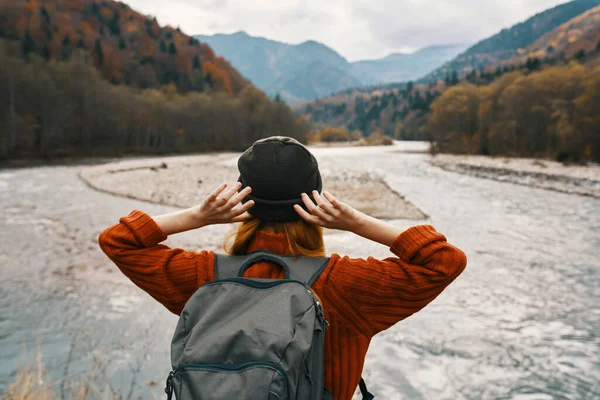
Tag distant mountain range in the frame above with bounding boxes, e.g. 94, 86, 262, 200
194, 31, 467, 103
422, 0, 600, 82
353, 44, 470, 84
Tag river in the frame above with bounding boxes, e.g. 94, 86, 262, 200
1, 142, 599, 399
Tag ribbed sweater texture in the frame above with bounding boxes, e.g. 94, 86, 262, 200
98, 210, 467, 400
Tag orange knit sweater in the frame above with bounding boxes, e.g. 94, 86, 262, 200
98, 210, 467, 400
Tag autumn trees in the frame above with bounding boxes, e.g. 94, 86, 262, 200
0, 0, 247, 95
0, 41, 310, 160
426, 62, 600, 162
0, 0, 305, 161
304, 42, 600, 162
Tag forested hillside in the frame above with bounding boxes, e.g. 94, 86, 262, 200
0, 1, 310, 160
500, 4, 600, 67
0, 0, 247, 93
422, 0, 600, 82
427, 62, 600, 162
300, 6, 600, 162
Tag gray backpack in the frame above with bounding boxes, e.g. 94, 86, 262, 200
164, 250, 332, 400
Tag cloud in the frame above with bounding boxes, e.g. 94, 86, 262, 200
124, 0, 568, 61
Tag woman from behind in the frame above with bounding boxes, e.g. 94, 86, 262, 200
99, 136, 467, 400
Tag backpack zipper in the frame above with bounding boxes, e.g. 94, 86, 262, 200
166, 361, 291, 399
311, 292, 329, 331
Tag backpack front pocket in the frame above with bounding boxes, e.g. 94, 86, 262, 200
166, 361, 290, 400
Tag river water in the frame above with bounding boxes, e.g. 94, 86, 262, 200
1, 142, 599, 399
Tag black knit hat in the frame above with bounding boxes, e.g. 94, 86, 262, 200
237, 136, 322, 222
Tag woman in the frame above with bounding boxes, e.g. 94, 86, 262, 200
99, 136, 467, 400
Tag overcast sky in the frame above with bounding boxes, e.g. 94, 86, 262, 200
125, 0, 569, 61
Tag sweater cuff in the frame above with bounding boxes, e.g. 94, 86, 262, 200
390, 225, 445, 262
119, 210, 168, 248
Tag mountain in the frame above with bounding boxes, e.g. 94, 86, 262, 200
194, 31, 368, 103
500, 4, 600, 66
0, 0, 248, 94
422, 0, 600, 82
194, 32, 470, 103
353, 44, 469, 84
269, 60, 364, 103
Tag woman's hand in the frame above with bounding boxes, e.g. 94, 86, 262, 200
153, 182, 254, 236
294, 190, 363, 232
195, 182, 254, 225
294, 190, 404, 246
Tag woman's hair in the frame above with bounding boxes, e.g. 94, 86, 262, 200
224, 217, 325, 257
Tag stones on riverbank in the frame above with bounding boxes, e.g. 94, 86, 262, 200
80, 154, 427, 220
430, 154, 600, 198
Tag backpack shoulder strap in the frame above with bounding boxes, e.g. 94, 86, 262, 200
359, 378, 375, 399
214, 250, 330, 286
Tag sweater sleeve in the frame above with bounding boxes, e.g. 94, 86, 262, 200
98, 210, 215, 315
323, 225, 467, 337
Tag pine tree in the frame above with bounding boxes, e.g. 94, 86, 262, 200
119, 37, 126, 50
525, 57, 541, 71
41, 45, 51, 60
41, 7, 51, 23
108, 13, 121, 35
160, 40, 167, 52
406, 81, 413, 92
168, 42, 177, 55
21, 30, 36, 56
193, 54, 201, 69
450, 70, 459, 85
95, 38, 104, 66
76, 38, 86, 49
61, 36, 72, 61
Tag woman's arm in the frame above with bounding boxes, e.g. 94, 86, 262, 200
295, 190, 467, 336
98, 210, 212, 315
98, 183, 254, 315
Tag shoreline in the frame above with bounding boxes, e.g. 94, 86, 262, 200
430, 154, 600, 198
0, 140, 427, 170
79, 152, 428, 220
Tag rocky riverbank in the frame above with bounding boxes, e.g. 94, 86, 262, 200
430, 154, 600, 198
3, 142, 599, 399
79, 152, 427, 220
